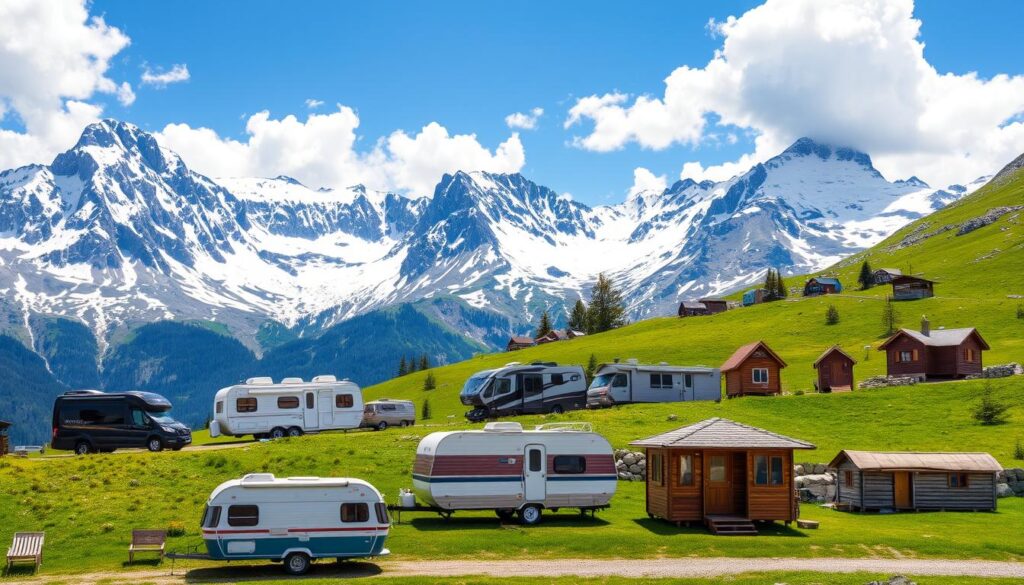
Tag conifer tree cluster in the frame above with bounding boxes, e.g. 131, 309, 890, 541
858, 260, 874, 290
398, 353, 432, 377
763, 268, 788, 301
535, 310, 553, 338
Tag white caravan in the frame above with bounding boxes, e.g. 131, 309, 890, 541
209, 376, 363, 439
199, 474, 389, 575
587, 360, 721, 407
411, 422, 617, 525
459, 362, 587, 421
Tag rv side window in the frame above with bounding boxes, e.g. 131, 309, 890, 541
227, 505, 259, 527
612, 374, 627, 388
551, 373, 564, 385
277, 396, 300, 409
236, 398, 257, 413
306, 393, 315, 409
76, 400, 125, 425
215, 401, 223, 414
381, 404, 397, 411
340, 503, 369, 522
375, 502, 390, 524
553, 455, 586, 474
522, 374, 543, 395
130, 409, 147, 427
528, 449, 543, 472
650, 374, 673, 389
201, 505, 222, 528
336, 394, 354, 408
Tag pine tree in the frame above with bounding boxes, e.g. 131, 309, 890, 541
421, 399, 432, 420
775, 268, 788, 299
536, 309, 553, 338
881, 295, 899, 335
423, 371, 436, 391
825, 304, 840, 325
764, 268, 777, 300
973, 384, 1010, 425
858, 260, 874, 290
397, 356, 408, 377
568, 299, 588, 332
407, 355, 417, 373
586, 273, 626, 333
585, 353, 598, 383
419, 354, 430, 371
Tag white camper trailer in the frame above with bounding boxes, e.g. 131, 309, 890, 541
459, 362, 587, 422
587, 361, 721, 407
209, 376, 363, 439
198, 474, 389, 575
410, 422, 616, 525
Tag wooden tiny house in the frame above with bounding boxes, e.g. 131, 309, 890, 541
535, 330, 569, 344
721, 341, 787, 397
631, 418, 815, 534
878, 317, 989, 380
873, 268, 902, 285
0, 421, 9, 457
802, 277, 842, 296
830, 450, 1001, 512
505, 336, 536, 352
678, 301, 709, 317
891, 275, 935, 300
813, 346, 855, 392
699, 298, 729, 314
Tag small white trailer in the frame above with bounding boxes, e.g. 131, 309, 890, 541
408, 422, 617, 525
191, 473, 389, 575
209, 376, 363, 439
587, 360, 721, 407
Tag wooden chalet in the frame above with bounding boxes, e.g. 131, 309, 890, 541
813, 346, 855, 392
721, 341, 787, 397
830, 450, 1001, 512
802, 277, 842, 296
566, 329, 586, 339
878, 317, 989, 380
872, 268, 902, 285
891, 275, 935, 300
0, 421, 9, 457
535, 330, 568, 344
505, 336, 536, 352
678, 301, 710, 317
699, 298, 730, 314
741, 289, 766, 306
631, 418, 815, 534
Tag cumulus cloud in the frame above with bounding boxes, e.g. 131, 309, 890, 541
627, 167, 668, 198
305, 98, 324, 109
566, 0, 1024, 186
505, 107, 544, 130
0, 0, 132, 169
140, 63, 190, 87
158, 108, 526, 195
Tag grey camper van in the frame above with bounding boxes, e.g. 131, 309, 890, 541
51, 390, 191, 454
361, 399, 416, 430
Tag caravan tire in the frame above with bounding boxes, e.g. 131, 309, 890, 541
549, 405, 564, 414
74, 441, 92, 456
287, 427, 303, 437
283, 552, 311, 575
376, 421, 388, 431
147, 437, 164, 452
270, 427, 286, 440
518, 504, 542, 526
399, 420, 410, 428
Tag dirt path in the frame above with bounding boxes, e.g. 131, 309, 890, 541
5, 557, 1024, 584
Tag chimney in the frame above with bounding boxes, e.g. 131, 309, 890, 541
921, 315, 930, 336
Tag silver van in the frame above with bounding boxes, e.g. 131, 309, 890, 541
361, 399, 415, 430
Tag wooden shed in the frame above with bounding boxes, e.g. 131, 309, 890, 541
505, 336, 536, 352
891, 275, 935, 300
813, 346, 855, 392
699, 298, 729, 314
678, 301, 709, 317
872, 268, 902, 285
742, 288, 766, 306
830, 450, 1001, 512
803, 277, 842, 296
721, 341, 787, 397
631, 417, 815, 534
878, 317, 989, 380
0, 421, 10, 457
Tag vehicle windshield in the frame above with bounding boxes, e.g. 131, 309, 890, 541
590, 374, 615, 389
460, 374, 492, 397
147, 412, 177, 424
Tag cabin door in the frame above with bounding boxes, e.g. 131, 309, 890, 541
318, 390, 334, 428
893, 472, 912, 509
830, 362, 845, 388
524, 444, 546, 501
704, 453, 736, 515
303, 392, 319, 430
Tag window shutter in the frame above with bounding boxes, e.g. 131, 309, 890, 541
912, 349, 919, 361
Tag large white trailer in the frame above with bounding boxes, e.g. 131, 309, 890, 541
587, 361, 721, 407
209, 376, 363, 439
409, 422, 617, 525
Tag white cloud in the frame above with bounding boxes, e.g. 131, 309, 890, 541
0, 0, 132, 169
305, 98, 324, 109
505, 107, 544, 130
567, 0, 1024, 186
141, 63, 190, 88
158, 108, 526, 195
627, 167, 668, 197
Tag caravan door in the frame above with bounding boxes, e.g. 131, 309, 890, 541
304, 391, 319, 430
318, 390, 334, 428
682, 373, 694, 401
524, 444, 547, 501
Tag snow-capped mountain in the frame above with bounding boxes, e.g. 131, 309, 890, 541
0, 121, 983, 348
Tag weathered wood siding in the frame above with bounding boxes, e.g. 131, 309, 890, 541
746, 450, 795, 521
955, 337, 984, 377
885, 335, 928, 378
835, 460, 862, 508
817, 352, 854, 391
913, 472, 996, 510
645, 448, 669, 519
726, 356, 782, 397
861, 472, 896, 509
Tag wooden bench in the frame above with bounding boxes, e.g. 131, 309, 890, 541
6, 532, 44, 571
128, 530, 166, 564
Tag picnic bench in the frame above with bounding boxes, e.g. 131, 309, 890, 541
6, 532, 44, 572
128, 530, 166, 564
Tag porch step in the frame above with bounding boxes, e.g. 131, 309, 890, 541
705, 515, 758, 536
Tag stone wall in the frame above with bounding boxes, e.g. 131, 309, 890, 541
858, 375, 918, 389
997, 468, 1024, 498
615, 449, 647, 481
966, 362, 1023, 380
795, 462, 836, 502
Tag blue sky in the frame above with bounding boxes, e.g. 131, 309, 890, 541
4, 1, 1024, 204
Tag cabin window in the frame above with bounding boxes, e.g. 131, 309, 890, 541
844, 470, 854, 488
340, 503, 369, 523
522, 374, 544, 395
752, 368, 769, 384
650, 452, 664, 485
949, 473, 969, 488
754, 455, 785, 486
678, 455, 694, 486
650, 374, 673, 389
227, 505, 259, 527
551, 373, 564, 385
754, 455, 769, 484
336, 394, 354, 408
306, 393, 315, 409
709, 455, 726, 482
528, 448, 543, 472
897, 350, 919, 363
375, 502, 390, 525
612, 374, 627, 388
553, 455, 586, 474
201, 505, 222, 528
215, 401, 223, 414
236, 398, 257, 413
770, 456, 784, 485
964, 348, 975, 362
277, 396, 300, 409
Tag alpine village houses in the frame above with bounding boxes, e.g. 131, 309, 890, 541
891, 275, 936, 300
678, 298, 730, 317
506, 329, 586, 352
878, 316, 989, 380
721, 341, 787, 397
631, 418, 815, 534
802, 277, 842, 296
813, 346, 856, 392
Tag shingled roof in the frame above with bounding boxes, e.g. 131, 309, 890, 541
813, 345, 857, 367
878, 327, 990, 350
630, 417, 815, 450
829, 450, 1002, 473
721, 341, 787, 371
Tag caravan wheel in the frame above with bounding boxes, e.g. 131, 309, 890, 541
518, 504, 542, 526
287, 427, 303, 437
74, 441, 93, 456
376, 421, 388, 431
270, 427, 286, 440
549, 405, 564, 414
283, 552, 311, 575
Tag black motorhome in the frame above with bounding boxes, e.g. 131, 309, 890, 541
459, 362, 588, 422
52, 390, 192, 454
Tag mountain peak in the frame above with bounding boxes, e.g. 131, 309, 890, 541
776, 137, 875, 172
53, 118, 180, 179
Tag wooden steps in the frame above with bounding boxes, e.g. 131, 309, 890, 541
705, 515, 758, 536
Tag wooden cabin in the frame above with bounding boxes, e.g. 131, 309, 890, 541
830, 450, 1001, 512
813, 346, 855, 392
0, 421, 10, 457
803, 277, 842, 296
891, 275, 935, 300
535, 330, 569, 344
721, 341, 787, 397
505, 336, 536, 352
878, 317, 989, 380
741, 289, 766, 306
678, 301, 709, 317
873, 268, 902, 285
631, 417, 815, 534
699, 298, 729, 314
566, 329, 586, 339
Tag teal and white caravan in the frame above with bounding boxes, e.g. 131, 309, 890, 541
200, 474, 390, 575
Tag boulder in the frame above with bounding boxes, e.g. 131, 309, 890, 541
622, 454, 637, 466
997, 483, 1014, 498
1012, 483, 1024, 496
628, 464, 642, 474
794, 464, 805, 476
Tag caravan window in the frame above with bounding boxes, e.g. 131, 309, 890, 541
336, 394, 354, 408
201, 505, 222, 528
522, 374, 543, 395
227, 505, 259, 527
528, 449, 543, 472
341, 503, 369, 522
277, 396, 300, 409
650, 374, 673, 389
493, 378, 512, 396
215, 401, 223, 414
236, 398, 257, 413
553, 455, 586, 474
72, 400, 125, 425
306, 393, 315, 409
375, 502, 390, 524
551, 373, 564, 385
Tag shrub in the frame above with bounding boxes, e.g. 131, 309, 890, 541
1017, 304, 1024, 319
167, 521, 186, 537
794, 390, 805, 396
423, 371, 436, 391
825, 304, 840, 325
421, 399, 432, 420
972, 385, 1010, 425
1014, 438, 1024, 460
101, 522, 115, 533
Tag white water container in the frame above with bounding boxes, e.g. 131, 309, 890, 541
399, 489, 416, 508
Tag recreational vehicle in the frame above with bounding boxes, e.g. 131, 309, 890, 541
209, 376, 363, 439
460, 362, 587, 421
411, 422, 617, 525
361, 399, 416, 430
51, 390, 191, 454
586, 361, 721, 407
199, 474, 390, 575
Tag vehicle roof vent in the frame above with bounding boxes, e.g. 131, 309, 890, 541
312, 375, 337, 383
627, 358, 639, 365
241, 473, 276, 484
281, 377, 304, 384
505, 361, 521, 367
484, 421, 523, 432
246, 377, 274, 385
